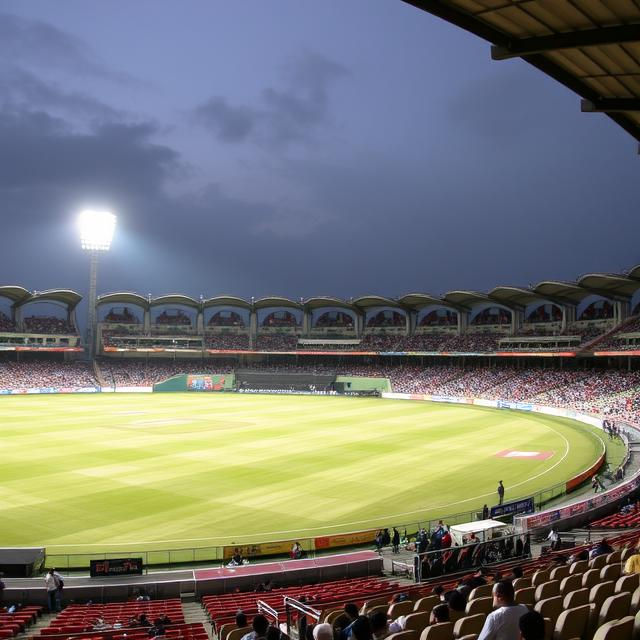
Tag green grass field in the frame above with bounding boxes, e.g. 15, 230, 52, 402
0, 393, 620, 560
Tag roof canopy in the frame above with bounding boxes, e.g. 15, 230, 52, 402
578, 273, 640, 300
489, 286, 547, 309
253, 296, 302, 310
352, 295, 404, 310
443, 291, 492, 309
151, 294, 200, 309
403, 1, 640, 145
203, 296, 251, 310
0, 285, 31, 305
533, 281, 597, 306
304, 296, 356, 311
97, 292, 150, 309
398, 293, 456, 310
19, 289, 82, 310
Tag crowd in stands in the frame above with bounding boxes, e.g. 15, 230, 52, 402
262, 312, 298, 327
98, 359, 234, 387
297, 341, 363, 351
205, 334, 250, 350
419, 310, 457, 326
590, 317, 640, 351
366, 311, 405, 327
104, 307, 140, 324
470, 308, 511, 326
155, 311, 191, 325
208, 311, 245, 327
0, 311, 16, 331
360, 334, 402, 351
23, 315, 76, 334
315, 311, 354, 328
256, 334, 298, 350
0, 360, 97, 389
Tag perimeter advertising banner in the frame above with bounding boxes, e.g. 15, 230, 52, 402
222, 540, 295, 560
314, 529, 378, 550
490, 497, 534, 519
90, 557, 143, 577
187, 375, 226, 391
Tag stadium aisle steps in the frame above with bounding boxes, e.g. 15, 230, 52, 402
180, 601, 212, 640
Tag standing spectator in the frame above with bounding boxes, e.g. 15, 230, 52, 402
546, 527, 560, 552
44, 568, 62, 612
392, 527, 400, 553
497, 481, 505, 505
482, 504, 490, 520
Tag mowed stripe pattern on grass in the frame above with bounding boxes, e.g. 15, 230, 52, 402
0, 393, 605, 551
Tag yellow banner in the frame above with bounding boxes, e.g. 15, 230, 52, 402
314, 530, 377, 550
223, 540, 296, 560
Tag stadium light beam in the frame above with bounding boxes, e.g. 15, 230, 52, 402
79, 210, 116, 359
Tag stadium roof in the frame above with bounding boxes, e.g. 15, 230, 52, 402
253, 296, 302, 310
533, 280, 594, 305
488, 286, 547, 308
352, 295, 405, 310
304, 296, 356, 311
443, 290, 493, 308
629, 264, 640, 280
151, 294, 200, 308
202, 296, 251, 310
403, 1, 640, 145
19, 289, 82, 310
577, 272, 640, 299
0, 285, 31, 305
97, 292, 150, 309
398, 293, 457, 310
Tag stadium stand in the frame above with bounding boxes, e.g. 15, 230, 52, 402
23, 316, 77, 335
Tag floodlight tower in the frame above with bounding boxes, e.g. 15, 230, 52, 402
79, 210, 116, 358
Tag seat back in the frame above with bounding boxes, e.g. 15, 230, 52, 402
569, 560, 589, 575
403, 613, 429, 633
513, 577, 531, 591
535, 580, 560, 602
559, 575, 582, 596
217, 622, 235, 640
414, 596, 441, 613
468, 585, 492, 600
582, 569, 601, 589
563, 588, 589, 609
631, 585, 640, 617
598, 592, 632, 627
600, 564, 622, 582
616, 573, 640, 595
590, 582, 616, 615
606, 550, 622, 565
534, 596, 563, 625
227, 626, 252, 640
552, 604, 590, 640
367, 605, 390, 618
453, 615, 485, 639
550, 566, 570, 581
419, 622, 454, 640
592, 615, 634, 640
589, 554, 607, 570
361, 597, 390, 614
389, 601, 415, 619
387, 632, 418, 640
620, 546, 635, 562
515, 587, 536, 607
533, 569, 552, 587
465, 598, 492, 617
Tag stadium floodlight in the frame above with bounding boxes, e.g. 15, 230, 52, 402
79, 210, 116, 251
79, 210, 117, 359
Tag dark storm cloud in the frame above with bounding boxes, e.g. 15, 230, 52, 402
0, 67, 122, 120
0, 12, 137, 84
0, 107, 179, 194
194, 51, 348, 148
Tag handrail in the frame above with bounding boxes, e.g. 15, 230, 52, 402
283, 596, 322, 636
257, 600, 279, 624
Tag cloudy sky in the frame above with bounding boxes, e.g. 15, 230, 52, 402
1, 0, 638, 305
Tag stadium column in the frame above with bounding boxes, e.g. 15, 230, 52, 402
302, 309, 310, 336
87, 251, 99, 358
457, 309, 468, 335
250, 309, 257, 347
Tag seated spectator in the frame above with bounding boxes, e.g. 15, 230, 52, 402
518, 611, 545, 640
368, 612, 388, 640
313, 623, 335, 640
350, 617, 373, 640
429, 604, 450, 625
291, 541, 304, 559
242, 614, 270, 640
334, 604, 360, 640
477, 581, 528, 640
589, 538, 613, 559
624, 543, 640, 574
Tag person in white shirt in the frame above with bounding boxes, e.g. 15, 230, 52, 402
477, 581, 529, 640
